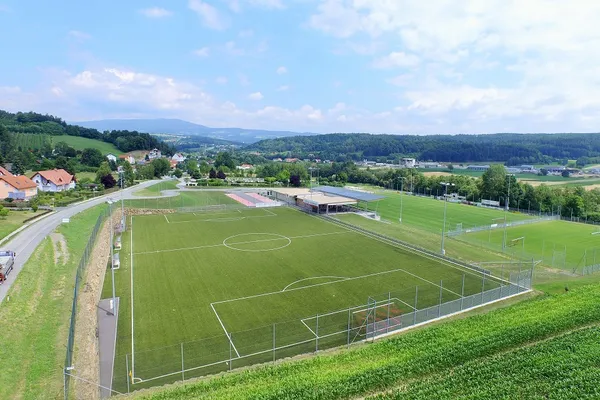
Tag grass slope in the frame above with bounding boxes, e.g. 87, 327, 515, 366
0, 205, 106, 399
128, 284, 600, 400
133, 180, 179, 197
125, 190, 238, 208
51, 135, 123, 155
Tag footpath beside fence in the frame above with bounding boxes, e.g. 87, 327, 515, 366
64, 211, 106, 399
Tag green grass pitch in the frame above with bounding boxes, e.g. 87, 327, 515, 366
461, 220, 600, 272
105, 203, 503, 391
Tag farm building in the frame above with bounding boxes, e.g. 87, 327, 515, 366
31, 169, 76, 192
467, 165, 491, 171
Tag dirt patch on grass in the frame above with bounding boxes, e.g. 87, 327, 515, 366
584, 184, 600, 191
126, 208, 176, 215
71, 211, 118, 400
50, 232, 69, 265
423, 171, 452, 177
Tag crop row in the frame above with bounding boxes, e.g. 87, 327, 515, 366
133, 286, 600, 400
371, 325, 600, 399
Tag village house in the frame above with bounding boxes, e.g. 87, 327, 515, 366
119, 154, 136, 164
0, 169, 38, 200
106, 154, 117, 163
31, 169, 76, 192
148, 148, 162, 160
172, 153, 186, 163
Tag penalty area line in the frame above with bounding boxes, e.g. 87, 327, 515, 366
210, 304, 241, 358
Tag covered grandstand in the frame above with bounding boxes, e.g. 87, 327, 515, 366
269, 185, 383, 215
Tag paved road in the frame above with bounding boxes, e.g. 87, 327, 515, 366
0, 180, 160, 304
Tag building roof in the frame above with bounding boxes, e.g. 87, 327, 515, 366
0, 166, 11, 176
314, 186, 384, 202
272, 188, 312, 196
0, 174, 37, 190
301, 194, 357, 206
32, 169, 75, 185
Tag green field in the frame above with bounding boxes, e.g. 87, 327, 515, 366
0, 210, 39, 241
133, 180, 179, 197
13, 133, 122, 155
365, 191, 535, 234
105, 204, 505, 391
458, 220, 600, 273
125, 189, 237, 209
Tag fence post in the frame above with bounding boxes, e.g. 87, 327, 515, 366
460, 274, 465, 310
63, 369, 67, 400
438, 280, 443, 317
481, 273, 485, 303
229, 334, 232, 372
372, 298, 377, 342
181, 343, 185, 381
272, 324, 276, 363
315, 314, 319, 352
386, 292, 391, 334
347, 308, 351, 349
126, 354, 130, 393
413, 286, 418, 325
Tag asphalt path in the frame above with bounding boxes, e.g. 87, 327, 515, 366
0, 180, 161, 304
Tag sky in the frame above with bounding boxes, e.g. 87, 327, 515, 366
1, 0, 600, 134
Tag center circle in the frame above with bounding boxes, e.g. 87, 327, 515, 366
222, 233, 292, 252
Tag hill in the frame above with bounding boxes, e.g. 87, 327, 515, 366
246, 132, 600, 165
14, 133, 122, 155
74, 118, 314, 144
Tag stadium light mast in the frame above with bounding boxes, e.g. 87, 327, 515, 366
309, 167, 319, 198
440, 182, 455, 255
503, 174, 514, 249
107, 199, 116, 309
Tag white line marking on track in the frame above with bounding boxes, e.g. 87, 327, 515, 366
210, 304, 241, 358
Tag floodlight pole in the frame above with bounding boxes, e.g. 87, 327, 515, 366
108, 200, 116, 307
440, 182, 454, 255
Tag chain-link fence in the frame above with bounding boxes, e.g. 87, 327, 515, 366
446, 215, 559, 237
64, 211, 107, 399
114, 268, 531, 394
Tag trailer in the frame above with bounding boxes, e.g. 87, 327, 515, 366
0, 250, 16, 283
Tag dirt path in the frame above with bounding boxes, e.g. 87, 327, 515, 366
71, 210, 120, 400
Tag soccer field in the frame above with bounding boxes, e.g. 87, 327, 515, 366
461, 220, 600, 272
107, 205, 511, 391
366, 191, 536, 234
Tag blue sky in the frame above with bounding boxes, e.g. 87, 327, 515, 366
1, 0, 599, 134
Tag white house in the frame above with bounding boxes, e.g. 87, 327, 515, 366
236, 163, 254, 170
148, 148, 162, 160
106, 154, 117, 162
31, 169, 76, 192
401, 158, 416, 168
172, 153, 186, 163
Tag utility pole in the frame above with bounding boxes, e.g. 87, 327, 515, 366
440, 182, 455, 255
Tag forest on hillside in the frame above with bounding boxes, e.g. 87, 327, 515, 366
0, 110, 175, 155
247, 133, 600, 166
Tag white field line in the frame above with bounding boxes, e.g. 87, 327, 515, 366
164, 214, 170, 223
211, 266, 457, 307
210, 304, 241, 358
282, 276, 348, 292
130, 215, 136, 379
300, 319, 317, 337
133, 231, 351, 255
315, 212, 507, 286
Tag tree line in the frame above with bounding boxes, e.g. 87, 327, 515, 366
247, 133, 600, 166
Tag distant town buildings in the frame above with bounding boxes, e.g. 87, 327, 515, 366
106, 154, 117, 163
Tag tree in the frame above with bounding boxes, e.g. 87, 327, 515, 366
214, 152, 235, 170
191, 169, 202, 180
122, 161, 135, 186
95, 161, 112, 183
217, 170, 226, 179
151, 158, 171, 177
173, 168, 183, 178
55, 156, 68, 170
81, 148, 104, 167
101, 173, 117, 189
30, 198, 39, 212
562, 170, 571, 178
290, 174, 301, 187
539, 168, 549, 176
447, 164, 454, 171
276, 170, 290, 185
199, 161, 210, 174
209, 168, 217, 179
479, 164, 507, 202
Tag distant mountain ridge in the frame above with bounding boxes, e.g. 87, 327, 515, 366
72, 118, 315, 144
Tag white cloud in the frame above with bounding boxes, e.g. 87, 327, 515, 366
373, 52, 420, 69
277, 85, 289, 91
189, 0, 228, 30
276, 66, 287, 75
139, 7, 173, 18
216, 76, 228, 84
248, 91, 264, 100
68, 30, 91, 42
193, 47, 210, 57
